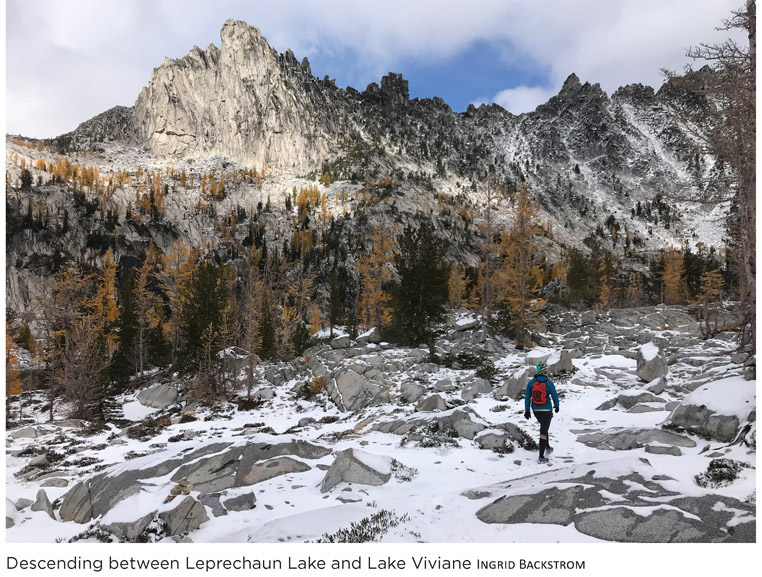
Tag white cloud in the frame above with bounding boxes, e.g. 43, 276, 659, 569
5, 0, 747, 137
484, 0, 745, 112
492, 86, 557, 114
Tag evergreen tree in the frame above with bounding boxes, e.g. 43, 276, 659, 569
133, 251, 161, 376
390, 220, 450, 345
111, 277, 138, 385
157, 240, 196, 364
683, 244, 705, 299
565, 247, 593, 305
178, 262, 231, 371
258, 293, 277, 361
20, 168, 32, 189
328, 266, 352, 337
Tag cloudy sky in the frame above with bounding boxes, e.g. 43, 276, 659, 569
5, 0, 745, 138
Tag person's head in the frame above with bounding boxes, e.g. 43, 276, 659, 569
536, 361, 547, 376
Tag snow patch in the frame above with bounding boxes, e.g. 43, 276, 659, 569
681, 376, 755, 420
640, 342, 660, 361
351, 448, 392, 475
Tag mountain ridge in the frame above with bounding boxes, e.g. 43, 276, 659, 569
6, 19, 731, 319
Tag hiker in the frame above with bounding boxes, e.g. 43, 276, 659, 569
524, 361, 560, 463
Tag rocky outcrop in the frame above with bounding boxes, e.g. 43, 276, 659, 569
400, 382, 427, 403
159, 496, 209, 536
170, 441, 329, 493
615, 391, 665, 410
461, 379, 493, 401
59, 441, 328, 524
320, 449, 392, 493
326, 368, 388, 412
223, 493, 257, 512
494, 367, 534, 400
546, 350, 575, 375
198, 494, 227, 518
102, 512, 155, 542
31, 489, 55, 519
9, 426, 44, 440
59, 443, 231, 524
667, 377, 755, 442
475, 431, 511, 451
373, 408, 486, 441
6, 498, 18, 528
416, 394, 446, 412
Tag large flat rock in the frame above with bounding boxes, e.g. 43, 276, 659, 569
137, 383, 179, 409
576, 427, 696, 451
474, 457, 754, 542
59, 443, 230, 524
60, 440, 328, 524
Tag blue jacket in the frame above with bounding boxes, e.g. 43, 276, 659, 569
525, 375, 559, 412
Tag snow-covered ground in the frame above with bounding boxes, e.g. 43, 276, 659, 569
5, 308, 756, 544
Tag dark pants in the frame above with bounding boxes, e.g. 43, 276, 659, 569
534, 410, 553, 437
534, 411, 553, 457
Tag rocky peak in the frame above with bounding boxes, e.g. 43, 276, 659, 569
380, 72, 409, 106
128, 19, 344, 171
534, 73, 608, 119
559, 72, 582, 97
219, 18, 276, 66
612, 83, 656, 103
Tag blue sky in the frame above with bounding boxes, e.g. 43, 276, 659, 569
5, 0, 745, 138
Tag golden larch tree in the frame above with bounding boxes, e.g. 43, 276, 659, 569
448, 263, 468, 309
498, 182, 547, 348
662, 248, 686, 305
133, 246, 162, 375
357, 227, 395, 330
158, 240, 197, 363
88, 249, 120, 355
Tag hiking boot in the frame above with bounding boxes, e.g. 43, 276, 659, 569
538, 456, 549, 463
545, 446, 554, 456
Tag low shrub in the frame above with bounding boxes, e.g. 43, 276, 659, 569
694, 458, 751, 488
310, 509, 410, 543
